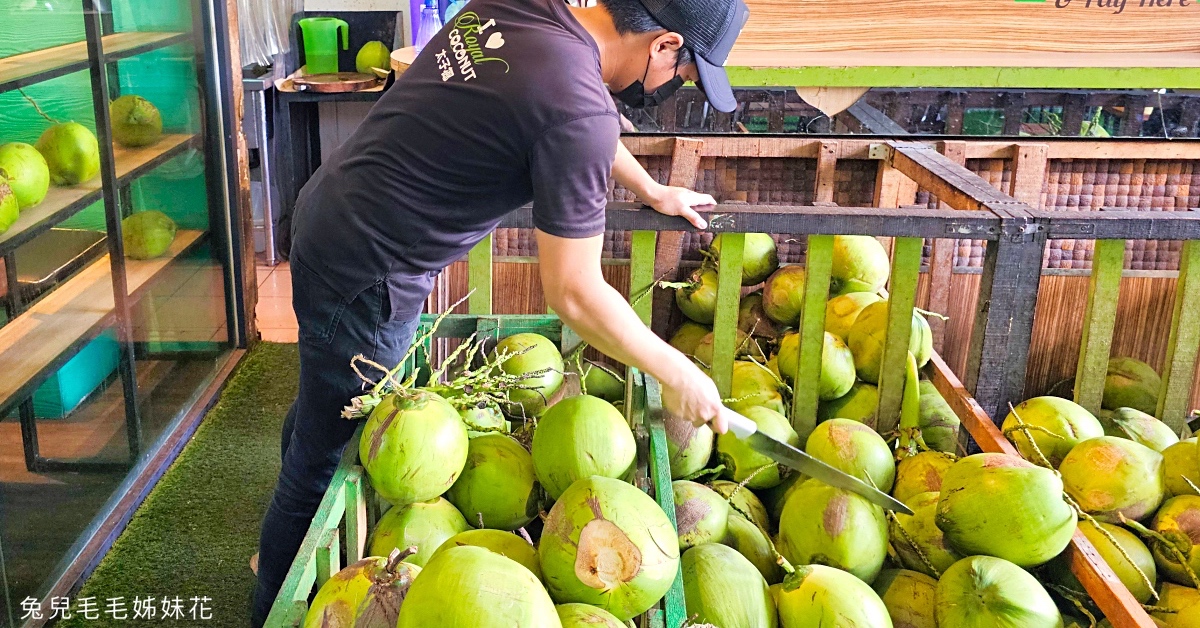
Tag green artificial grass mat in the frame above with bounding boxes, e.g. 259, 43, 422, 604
59, 343, 299, 628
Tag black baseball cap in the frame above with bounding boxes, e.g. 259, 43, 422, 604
636, 0, 750, 113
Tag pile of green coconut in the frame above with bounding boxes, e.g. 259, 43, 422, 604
1, 94, 176, 259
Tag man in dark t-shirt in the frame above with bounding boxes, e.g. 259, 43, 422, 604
251, 0, 749, 622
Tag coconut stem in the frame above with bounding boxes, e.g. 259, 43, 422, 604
680, 465, 724, 482
1120, 513, 1200, 590
517, 527, 534, 546
1004, 403, 1059, 470
1044, 582, 1098, 628
914, 307, 949, 321
885, 510, 943, 579
386, 546, 418, 573
1067, 500, 1159, 603
1183, 476, 1200, 497
18, 89, 58, 124
370, 292, 473, 396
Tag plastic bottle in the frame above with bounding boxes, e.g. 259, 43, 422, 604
444, 0, 468, 21
414, 0, 443, 54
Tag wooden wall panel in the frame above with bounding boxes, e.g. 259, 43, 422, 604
734, 0, 1200, 56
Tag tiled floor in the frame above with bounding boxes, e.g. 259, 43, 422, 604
256, 262, 297, 342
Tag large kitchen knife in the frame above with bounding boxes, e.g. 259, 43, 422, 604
723, 408, 914, 515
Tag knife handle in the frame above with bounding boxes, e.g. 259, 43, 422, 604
722, 409, 759, 439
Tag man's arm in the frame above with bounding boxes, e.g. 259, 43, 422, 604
536, 229, 728, 432
611, 141, 714, 229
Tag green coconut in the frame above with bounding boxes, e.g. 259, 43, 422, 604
778, 480, 889, 583
846, 301, 927, 384
1152, 583, 1200, 624
776, 331, 856, 401
431, 529, 542, 581
918, 380, 961, 453
1164, 438, 1200, 498
445, 434, 539, 530
670, 321, 712, 355
36, 121, 100, 185
721, 514, 782, 584
1150, 495, 1200, 586
676, 266, 720, 324
0, 178, 17, 233
1167, 603, 1200, 628
893, 451, 956, 504
460, 401, 510, 438
759, 471, 804, 530
762, 265, 807, 326
673, 480, 731, 550
825, 292, 883, 340
398, 546, 561, 627
739, 291, 780, 340
710, 480, 770, 531
1104, 356, 1162, 415
303, 551, 421, 628
110, 95, 163, 147
717, 405, 800, 490
492, 333, 565, 417
872, 569, 937, 628
775, 563, 892, 628
934, 556, 1062, 628
819, 382, 879, 424
665, 411, 714, 480
694, 329, 768, 366
538, 476, 680, 621
830, 235, 891, 296
368, 497, 470, 567
360, 390, 469, 505
712, 232, 779, 286
0, 142, 50, 208
1046, 522, 1157, 605
532, 395, 636, 500
805, 418, 896, 492
889, 491, 963, 579
356, 40, 392, 73
555, 603, 627, 628
1060, 436, 1165, 523
1102, 407, 1179, 452
581, 361, 625, 403
728, 360, 788, 416
682, 543, 777, 628
934, 453, 1076, 568
1001, 396, 1105, 468
122, 210, 178, 259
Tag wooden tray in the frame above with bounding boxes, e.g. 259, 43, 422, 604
291, 72, 381, 93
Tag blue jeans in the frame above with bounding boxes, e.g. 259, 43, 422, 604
250, 257, 419, 626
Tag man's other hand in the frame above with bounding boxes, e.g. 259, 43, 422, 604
645, 185, 715, 230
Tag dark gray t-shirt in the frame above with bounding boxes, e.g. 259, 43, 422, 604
291, 0, 619, 318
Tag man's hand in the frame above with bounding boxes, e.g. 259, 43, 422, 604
659, 360, 729, 434
644, 184, 715, 230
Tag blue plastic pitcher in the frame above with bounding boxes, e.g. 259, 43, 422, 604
298, 17, 350, 74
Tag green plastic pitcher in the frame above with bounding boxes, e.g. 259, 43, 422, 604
298, 17, 350, 75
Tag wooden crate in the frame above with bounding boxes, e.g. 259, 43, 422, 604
263, 322, 685, 626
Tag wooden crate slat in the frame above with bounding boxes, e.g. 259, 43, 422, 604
344, 469, 367, 564
1074, 239, 1125, 415
630, 231, 657, 326
643, 376, 688, 628
711, 233, 744, 398
792, 235, 832, 443
468, 236, 493, 315
1158, 240, 1200, 430
876, 237, 923, 433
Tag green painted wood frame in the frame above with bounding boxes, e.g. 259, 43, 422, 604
1071, 239, 1200, 433
654, 230, 926, 439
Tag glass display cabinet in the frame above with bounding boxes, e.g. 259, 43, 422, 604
0, 0, 244, 623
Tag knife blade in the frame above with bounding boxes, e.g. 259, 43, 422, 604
723, 409, 914, 515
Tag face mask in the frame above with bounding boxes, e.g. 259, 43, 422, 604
612, 54, 685, 109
